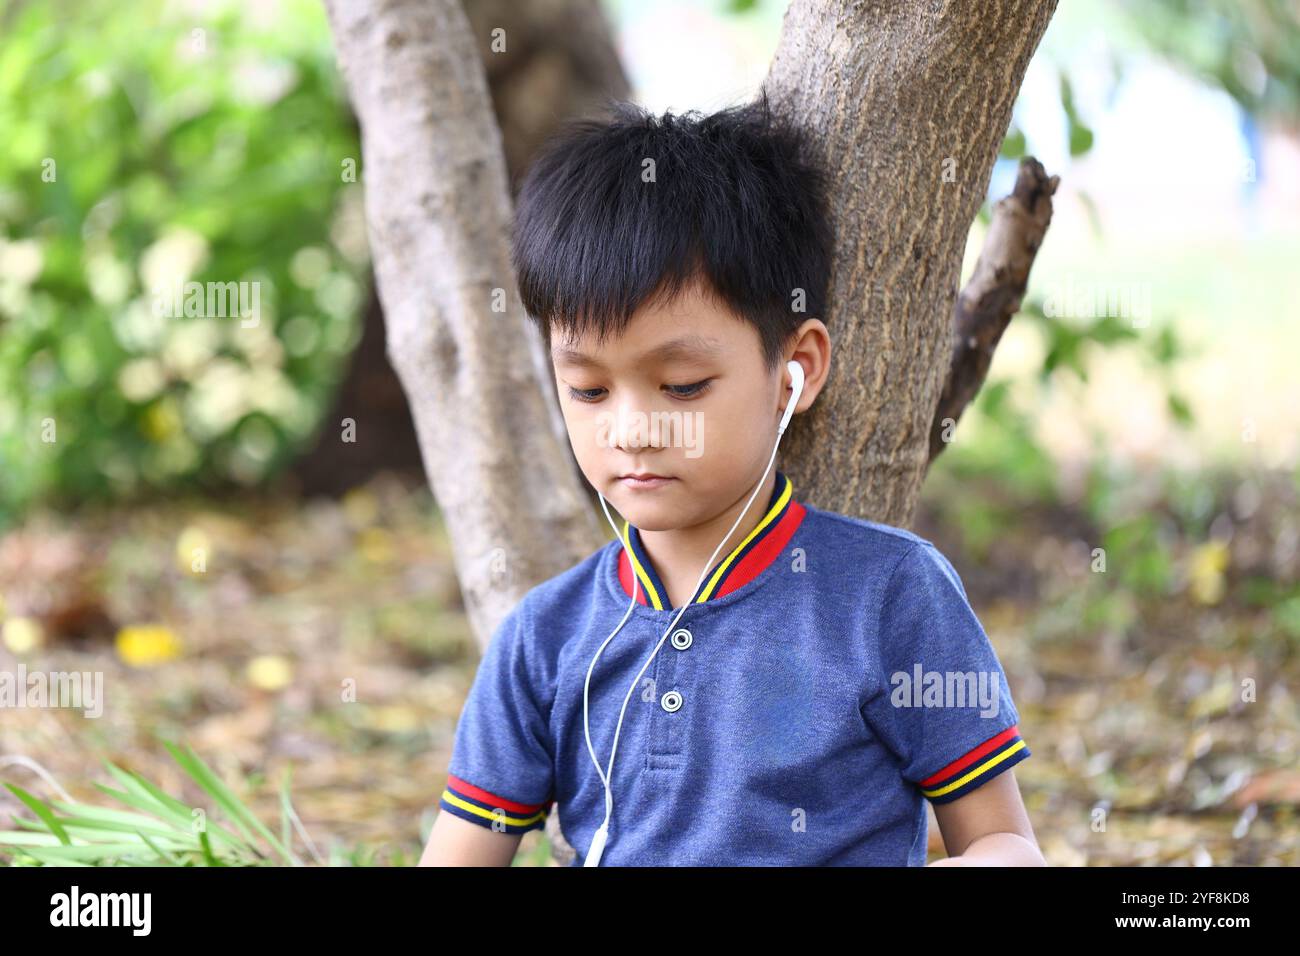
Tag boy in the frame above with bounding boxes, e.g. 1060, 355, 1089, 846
421, 93, 1042, 866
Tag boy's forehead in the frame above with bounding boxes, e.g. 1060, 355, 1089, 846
550, 286, 754, 367
551, 329, 726, 368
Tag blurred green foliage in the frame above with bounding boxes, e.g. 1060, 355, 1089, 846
0, 0, 365, 524
930, 301, 1197, 559
1121, 0, 1300, 120
1058, 71, 1096, 157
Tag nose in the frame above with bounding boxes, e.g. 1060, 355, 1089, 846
612, 388, 662, 452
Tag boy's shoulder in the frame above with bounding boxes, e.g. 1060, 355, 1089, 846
507, 538, 615, 624
799, 502, 973, 600
800, 500, 931, 545
800, 501, 936, 563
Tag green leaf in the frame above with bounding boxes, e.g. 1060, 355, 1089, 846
1000, 126, 1027, 159
99, 760, 247, 848
22, 849, 94, 866
1069, 121, 1095, 157
101, 760, 194, 822
281, 776, 292, 853
3, 783, 71, 845
1059, 71, 1077, 118
1087, 314, 1140, 345
161, 739, 298, 863
0, 831, 68, 846
1058, 68, 1095, 158
53, 817, 175, 840
1167, 392, 1194, 425
7, 843, 162, 863
198, 830, 222, 867
49, 800, 184, 833
1153, 325, 1182, 365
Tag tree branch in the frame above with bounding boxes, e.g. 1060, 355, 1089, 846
928, 156, 1060, 464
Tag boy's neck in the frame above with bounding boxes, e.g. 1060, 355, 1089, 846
637, 468, 778, 609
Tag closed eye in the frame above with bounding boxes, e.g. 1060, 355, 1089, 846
664, 379, 713, 399
565, 379, 713, 403
566, 385, 606, 402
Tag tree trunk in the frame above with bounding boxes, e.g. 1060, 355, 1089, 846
766, 0, 1058, 527
463, 0, 632, 194
295, 0, 628, 496
323, 0, 610, 647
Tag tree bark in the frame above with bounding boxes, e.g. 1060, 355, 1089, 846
463, 0, 632, 192
765, 0, 1058, 526
929, 156, 1060, 463
323, 0, 608, 646
295, 0, 628, 496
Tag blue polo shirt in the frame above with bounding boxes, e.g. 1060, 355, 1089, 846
439, 471, 1031, 865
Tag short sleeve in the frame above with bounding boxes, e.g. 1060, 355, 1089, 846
862, 542, 1030, 805
438, 600, 554, 833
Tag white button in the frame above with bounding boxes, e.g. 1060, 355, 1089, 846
670, 628, 692, 650
660, 691, 683, 713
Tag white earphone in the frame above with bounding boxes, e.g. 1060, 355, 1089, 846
583, 360, 805, 866
778, 359, 804, 436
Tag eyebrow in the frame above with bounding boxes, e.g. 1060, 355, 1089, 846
551, 334, 725, 368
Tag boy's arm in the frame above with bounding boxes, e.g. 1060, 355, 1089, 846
426, 598, 554, 867
419, 810, 524, 866
927, 770, 1044, 866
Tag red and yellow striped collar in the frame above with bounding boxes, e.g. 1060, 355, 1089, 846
616, 471, 806, 610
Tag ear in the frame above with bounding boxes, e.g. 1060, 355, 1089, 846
784, 319, 832, 414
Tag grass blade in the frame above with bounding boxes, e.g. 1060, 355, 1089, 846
162, 740, 297, 863
3, 783, 71, 845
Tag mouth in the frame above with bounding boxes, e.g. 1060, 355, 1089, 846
618, 473, 675, 490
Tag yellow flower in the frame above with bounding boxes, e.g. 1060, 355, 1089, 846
358, 527, 394, 563
1189, 541, 1230, 606
176, 525, 212, 574
3, 617, 44, 654
115, 624, 182, 667
362, 705, 421, 733
246, 654, 293, 692
142, 398, 182, 442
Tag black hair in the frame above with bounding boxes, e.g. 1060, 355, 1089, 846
511, 88, 833, 372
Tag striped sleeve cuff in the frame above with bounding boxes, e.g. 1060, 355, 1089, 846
918, 725, 1030, 804
438, 774, 550, 834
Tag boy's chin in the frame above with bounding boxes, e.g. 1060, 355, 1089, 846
604, 486, 686, 531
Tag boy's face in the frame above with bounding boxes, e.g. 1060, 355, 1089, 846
550, 280, 790, 533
